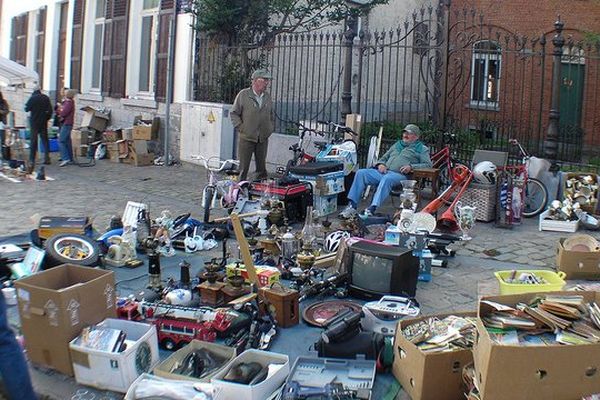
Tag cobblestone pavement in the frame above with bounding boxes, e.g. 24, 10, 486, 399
2, 155, 599, 399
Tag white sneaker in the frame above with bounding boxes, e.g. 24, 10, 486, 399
59, 160, 71, 167
339, 205, 358, 219
359, 208, 374, 219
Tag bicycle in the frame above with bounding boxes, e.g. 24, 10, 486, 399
277, 120, 358, 176
498, 139, 548, 217
191, 156, 250, 223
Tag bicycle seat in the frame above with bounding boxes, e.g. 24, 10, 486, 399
225, 169, 239, 176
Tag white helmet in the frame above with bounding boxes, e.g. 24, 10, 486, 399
473, 161, 497, 185
324, 230, 350, 253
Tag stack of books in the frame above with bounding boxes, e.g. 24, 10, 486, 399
402, 315, 477, 353
482, 295, 600, 346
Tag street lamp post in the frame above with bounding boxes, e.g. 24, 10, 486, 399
341, 13, 358, 125
341, 0, 372, 125
544, 17, 564, 161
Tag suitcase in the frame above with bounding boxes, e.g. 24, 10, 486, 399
288, 161, 343, 176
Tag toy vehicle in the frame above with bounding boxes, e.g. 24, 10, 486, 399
153, 316, 217, 350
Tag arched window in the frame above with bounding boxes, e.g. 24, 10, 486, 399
470, 41, 501, 108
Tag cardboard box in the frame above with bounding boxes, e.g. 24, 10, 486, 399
556, 238, 600, 279
132, 125, 153, 141
211, 349, 289, 400
131, 152, 155, 167
80, 106, 110, 132
102, 130, 122, 142
70, 318, 159, 393
345, 113, 362, 140
225, 264, 280, 287
37, 216, 92, 240
473, 291, 600, 400
154, 340, 236, 382
105, 142, 121, 163
393, 312, 476, 400
133, 140, 148, 155
122, 128, 134, 140
14, 264, 117, 375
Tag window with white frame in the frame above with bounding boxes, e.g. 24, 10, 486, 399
470, 41, 501, 108
138, 0, 160, 94
91, 0, 106, 90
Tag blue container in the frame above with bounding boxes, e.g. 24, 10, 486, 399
19, 129, 30, 140
39, 138, 59, 153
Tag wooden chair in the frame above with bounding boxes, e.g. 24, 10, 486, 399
390, 167, 440, 207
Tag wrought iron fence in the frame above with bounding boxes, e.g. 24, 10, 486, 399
192, 3, 600, 172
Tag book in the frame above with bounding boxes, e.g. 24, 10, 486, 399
73, 326, 127, 353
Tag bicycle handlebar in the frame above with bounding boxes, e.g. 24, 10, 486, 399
190, 155, 239, 172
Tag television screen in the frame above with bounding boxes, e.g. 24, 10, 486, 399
351, 252, 393, 293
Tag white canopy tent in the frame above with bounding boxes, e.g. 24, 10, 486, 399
0, 56, 38, 86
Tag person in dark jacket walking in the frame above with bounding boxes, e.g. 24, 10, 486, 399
230, 69, 275, 181
57, 89, 76, 166
25, 85, 53, 172
0, 91, 9, 161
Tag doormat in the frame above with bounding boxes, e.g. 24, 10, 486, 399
0, 171, 55, 183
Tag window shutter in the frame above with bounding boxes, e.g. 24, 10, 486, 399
35, 7, 47, 87
155, 0, 174, 102
101, 0, 129, 97
11, 14, 28, 66
70, 0, 86, 91
101, 0, 114, 96
109, 0, 129, 97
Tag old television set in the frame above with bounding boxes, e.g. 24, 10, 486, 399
347, 240, 418, 300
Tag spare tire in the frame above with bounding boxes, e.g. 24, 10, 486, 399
44, 233, 101, 268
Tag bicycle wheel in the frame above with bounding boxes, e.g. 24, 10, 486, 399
522, 177, 548, 217
203, 186, 215, 223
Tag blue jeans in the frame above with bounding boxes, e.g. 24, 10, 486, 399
59, 124, 73, 162
348, 168, 407, 208
0, 294, 37, 400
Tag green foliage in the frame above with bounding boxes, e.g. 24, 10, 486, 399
188, 0, 389, 45
582, 31, 600, 48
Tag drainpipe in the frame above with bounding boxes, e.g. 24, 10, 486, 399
164, 3, 177, 166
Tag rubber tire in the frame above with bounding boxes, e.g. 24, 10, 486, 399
522, 177, 548, 217
44, 233, 101, 268
203, 186, 215, 223
161, 338, 177, 351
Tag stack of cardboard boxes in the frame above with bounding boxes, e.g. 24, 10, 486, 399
70, 108, 160, 166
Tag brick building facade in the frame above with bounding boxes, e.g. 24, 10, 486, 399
445, 0, 600, 160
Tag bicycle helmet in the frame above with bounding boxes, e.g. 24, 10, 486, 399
473, 161, 498, 185
324, 230, 351, 253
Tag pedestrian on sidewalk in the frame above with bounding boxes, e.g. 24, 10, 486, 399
0, 292, 37, 400
0, 91, 9, 160
58, 89, 76, 167
230, 69, 275, 181
25, 85, 53, 172
340, 124, 432, 218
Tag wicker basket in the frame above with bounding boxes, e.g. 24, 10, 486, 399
460, 182, 497, 222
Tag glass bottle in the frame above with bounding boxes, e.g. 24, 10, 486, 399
301, 206, 316, 248
400, 180, 418, 210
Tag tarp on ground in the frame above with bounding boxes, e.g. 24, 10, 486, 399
0, 56, 38, 86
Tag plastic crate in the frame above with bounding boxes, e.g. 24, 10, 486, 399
460, 182, 496, 222
290, 170, 345, 196
494, 270, 567, 295
539, 210, 580, 232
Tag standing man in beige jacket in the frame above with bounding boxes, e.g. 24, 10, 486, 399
230, 69, 275, 181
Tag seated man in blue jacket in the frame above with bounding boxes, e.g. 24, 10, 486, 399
340, 124, 432, 218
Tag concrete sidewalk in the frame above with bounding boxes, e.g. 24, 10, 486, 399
2, 155, 597, 399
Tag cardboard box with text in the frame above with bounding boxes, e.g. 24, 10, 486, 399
474, 291, 600, 400
393, 311, 476, 400
14, 264, 116, 376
